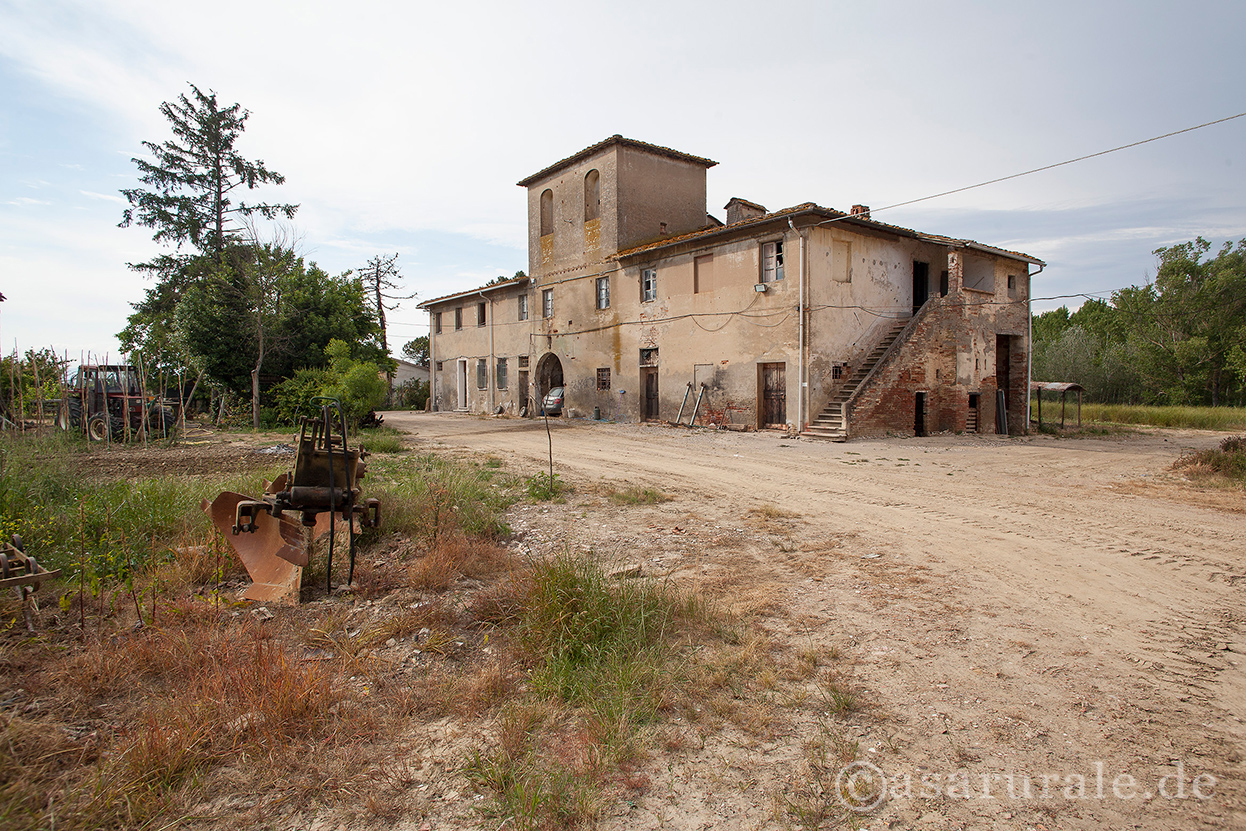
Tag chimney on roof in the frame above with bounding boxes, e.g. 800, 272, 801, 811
851, 204, 871, 219
724, 197, 767, 225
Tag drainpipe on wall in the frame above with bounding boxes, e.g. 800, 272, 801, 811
428, 308, 436, 411
1025, 262, 1045, 429
788, 218, 807, 432
479, 290, 495, 412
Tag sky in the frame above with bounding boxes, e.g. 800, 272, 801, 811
2, 0, 1244, 362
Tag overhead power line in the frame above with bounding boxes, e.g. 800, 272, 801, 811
834, 110, 1246, 220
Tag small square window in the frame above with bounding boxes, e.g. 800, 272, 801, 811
639, 347, 658, 367
496, 357, 508, 389
518, 294, 529, 321
477, 302, 487, 326
476, 359, 487, 390
542, 288, 553, 318
1007, 274, 1016, 290
518, 355, 529, 369
434, 311, 442, 334
596, 276, 610, 310
641, 268, 657, 302
454, 307, 463, 330
596, 368, 611, 390
832, 364, 843, 380
435, 361, 443, 371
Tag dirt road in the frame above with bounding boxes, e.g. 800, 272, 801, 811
386, 411, 1245, 830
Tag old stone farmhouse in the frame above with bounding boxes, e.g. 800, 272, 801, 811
419, 135, 1044, 439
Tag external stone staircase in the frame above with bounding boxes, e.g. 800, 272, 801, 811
803, 320, 907, 441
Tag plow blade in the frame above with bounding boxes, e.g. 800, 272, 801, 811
203, 492, 306, 605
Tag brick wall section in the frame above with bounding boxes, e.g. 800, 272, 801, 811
846, 287, 1029, 438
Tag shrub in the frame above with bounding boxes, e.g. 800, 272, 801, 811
525, 472, 564, 501
1176, 434, 1246, 481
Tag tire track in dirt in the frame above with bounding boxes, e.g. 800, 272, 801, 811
389, 413, 1246, 829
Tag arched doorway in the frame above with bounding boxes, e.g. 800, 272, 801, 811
536, 352, 564, 410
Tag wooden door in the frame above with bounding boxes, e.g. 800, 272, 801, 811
642, 368, 660, 421
760, 363, 786, 427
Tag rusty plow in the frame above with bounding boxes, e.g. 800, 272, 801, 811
203, 399, 380, 605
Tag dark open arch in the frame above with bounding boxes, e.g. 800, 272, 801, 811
536, 352, 564, 402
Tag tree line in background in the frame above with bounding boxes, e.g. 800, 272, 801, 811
1031, 237, 1246, 407
116, 83, 427, 429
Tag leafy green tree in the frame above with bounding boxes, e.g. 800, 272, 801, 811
175, 241, 385, 427
119, 83, 297, 263
270, 339, 385, 429
269, 264, 388, 379
1032, 238, 1246, 406
401, 335, 429, 365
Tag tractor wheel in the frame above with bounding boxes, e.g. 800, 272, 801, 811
148, 405, 177, 437
57, 399, 84, 431
87, 413, 111, 442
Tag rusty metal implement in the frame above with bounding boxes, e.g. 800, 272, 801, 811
0, 534, 61, 631
202, 399, 380, 604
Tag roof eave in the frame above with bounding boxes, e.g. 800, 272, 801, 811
416, 277, 530, 310
517, 135, 717, 188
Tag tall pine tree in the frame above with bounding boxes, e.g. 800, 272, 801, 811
120, 83, 297, 264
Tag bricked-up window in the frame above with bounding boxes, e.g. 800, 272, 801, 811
454, 307, 462, 330
761, 240, 784, 282
540, 189, 553, 236
542, 288, 553, 318
518, 294, 528, 321
477, 302, 486, 326
584, 170, 600, 222
496, 357, 508, 389
694, 254, 714, 293
596, 276, 610, 310
597, 368, 611, 390
434, 311, 442, 334
641, 268, 657, 302
476, 359, 487, 389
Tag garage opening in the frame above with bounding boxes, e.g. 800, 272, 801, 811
536, 353, 563, 409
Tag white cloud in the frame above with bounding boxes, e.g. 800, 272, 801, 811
79, 190, 126, 204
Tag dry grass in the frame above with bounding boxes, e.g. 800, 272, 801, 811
1174, 434, 1246, 482
0, 438, 884, 830
750, 502, 801, 521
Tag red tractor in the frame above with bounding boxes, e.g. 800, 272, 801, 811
57, 364, 178, 441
